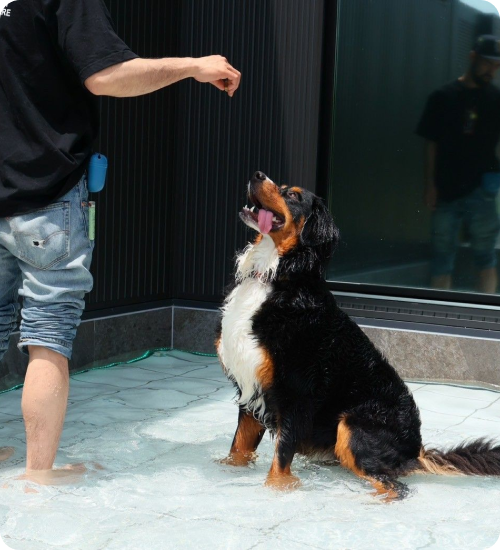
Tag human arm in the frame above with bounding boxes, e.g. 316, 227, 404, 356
84, 55, 241, 98
44, 0, 240, 98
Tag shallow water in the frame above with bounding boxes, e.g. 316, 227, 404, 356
0, 350, 499, 550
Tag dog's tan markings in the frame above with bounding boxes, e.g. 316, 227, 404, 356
223, 413, 266, 466
276, 217, 306, 255
254, 234, 263, 245
289, 187, 302, 195
256, 350, 274, 390
334, 418, 365, 477
268, 455, 292, 477
254, 181, 297, 249
276, 234, 300, 255
368, 479, 400, 502
260, 180, 288, 215
266, 429, 301, 490
416, 447, 461, 476
255, 180, 307, 251
335, 418, 401, 501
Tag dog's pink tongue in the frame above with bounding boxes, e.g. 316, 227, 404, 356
258, 209, 273, 234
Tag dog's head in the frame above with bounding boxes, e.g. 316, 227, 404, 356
240, 171, 339, 276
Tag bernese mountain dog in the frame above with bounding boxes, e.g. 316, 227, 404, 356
216, 171, 500, 499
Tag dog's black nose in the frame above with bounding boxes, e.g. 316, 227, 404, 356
253, 171, 267, 181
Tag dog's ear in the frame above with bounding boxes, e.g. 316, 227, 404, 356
300, 196, 339, 249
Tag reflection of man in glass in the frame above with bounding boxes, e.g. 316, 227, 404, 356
417, 35, 500, 293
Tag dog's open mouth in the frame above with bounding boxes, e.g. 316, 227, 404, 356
241, 198, 285, 234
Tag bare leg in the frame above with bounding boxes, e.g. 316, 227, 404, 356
431, 274, 452, 290
19, 346, 85, 485
478, 267, 497, 294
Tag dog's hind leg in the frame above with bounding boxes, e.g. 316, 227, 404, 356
265, 406, 313, 490
334, 417, 409, 501
222, 408, 266, 466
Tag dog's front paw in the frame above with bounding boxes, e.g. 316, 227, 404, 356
218, 451, 256, 467
265, 472, 301, 491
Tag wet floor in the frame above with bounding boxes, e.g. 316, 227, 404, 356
0, 350, 499, 550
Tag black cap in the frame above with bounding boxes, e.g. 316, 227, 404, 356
474, 35, 500, 60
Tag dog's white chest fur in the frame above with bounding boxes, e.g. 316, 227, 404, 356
218, 236, 279, 419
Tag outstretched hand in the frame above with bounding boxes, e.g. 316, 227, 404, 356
192, 55, 241, 97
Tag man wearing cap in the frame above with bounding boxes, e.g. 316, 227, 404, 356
0, 0, 240, 484
417, 35, 500, 293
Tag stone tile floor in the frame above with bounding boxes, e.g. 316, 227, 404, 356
0, 350, 499, 550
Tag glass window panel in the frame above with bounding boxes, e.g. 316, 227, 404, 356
327, 0, 500, 296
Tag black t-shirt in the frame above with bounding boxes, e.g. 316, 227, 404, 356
416, 80, 500, 201
0, 0, 138, 217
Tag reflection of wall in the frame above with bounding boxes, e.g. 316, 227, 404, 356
451, 3, 479, 80
330, 0, 499, 276
480, 6, 500, 87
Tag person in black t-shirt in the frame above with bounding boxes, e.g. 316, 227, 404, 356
416, 35, 500, 293
0, 0, 241, 484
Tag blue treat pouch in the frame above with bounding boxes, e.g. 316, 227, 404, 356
481, 172, 500, 197
88, 153, 108, 193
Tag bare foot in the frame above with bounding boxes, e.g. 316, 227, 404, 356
265, 473, 301, 491
218, 452, 256, 467
17, 463, 87, 486
0, 447, 14, 462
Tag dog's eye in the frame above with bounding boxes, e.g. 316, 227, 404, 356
287, 191, 299, 200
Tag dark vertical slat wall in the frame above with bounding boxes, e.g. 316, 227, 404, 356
85, 0, 326, 313
86, 0, 179, 312
172, 0, 325, 302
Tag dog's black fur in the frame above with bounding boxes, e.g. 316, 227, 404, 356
217, 172, 500, 497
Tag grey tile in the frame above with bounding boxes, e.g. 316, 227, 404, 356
458, 338, 500, 387
414, 389, 485, 417
94, 307, 172, 362
406, 382, 427, 393
173, 308, 220, 354
444, 415, 500, 436
71, 364, 176, 388
0, 334, 28, 392
139, 361, 216, 377
362, 327, 500, 386
1, 352, 500, 550
70, 320, 95, 374
417, 383, 500, 404
418, 408, 465, 431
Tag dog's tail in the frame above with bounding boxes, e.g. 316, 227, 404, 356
416, 438, 500, 476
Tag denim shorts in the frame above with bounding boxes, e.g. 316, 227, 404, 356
0, 176, 94, 360
431, 187, 500, 276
